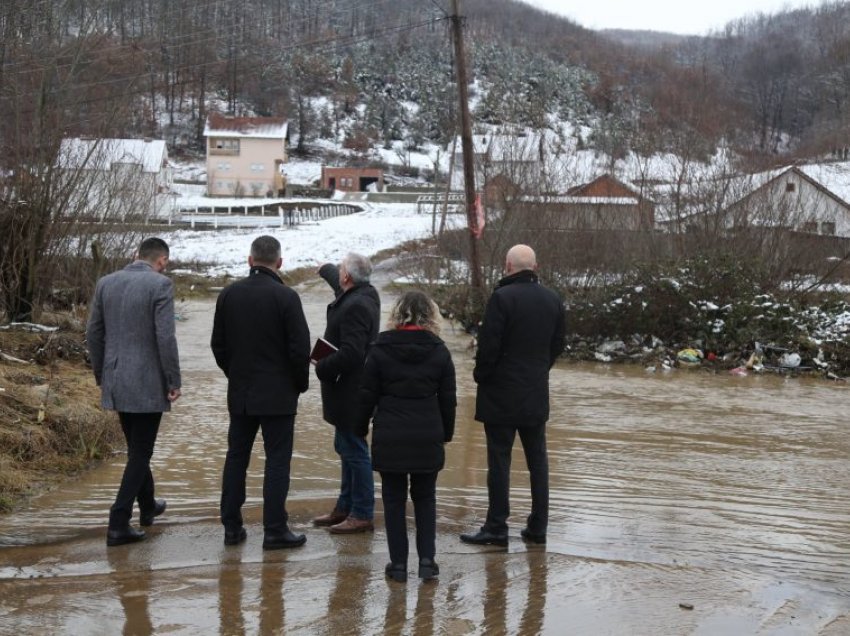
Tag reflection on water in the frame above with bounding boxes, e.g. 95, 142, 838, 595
108, 550, 154, 636
0, 275, 848, 633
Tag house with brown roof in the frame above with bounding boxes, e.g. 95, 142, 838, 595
204, 114, 288, 197
515, 174, 655, 231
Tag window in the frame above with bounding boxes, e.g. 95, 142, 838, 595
785, 182, 796, 193
217, 162, 231, 171
210, 138, 240, 155
821, 221, 836, 235
250, 164, 266, 172
802, 221, 818, 233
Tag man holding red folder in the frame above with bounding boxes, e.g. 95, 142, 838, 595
312, 253, 380, 533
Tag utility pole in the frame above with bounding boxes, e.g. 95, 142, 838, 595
450, 0, 484, 296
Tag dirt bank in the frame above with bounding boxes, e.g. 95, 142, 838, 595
0, 323, 119, 512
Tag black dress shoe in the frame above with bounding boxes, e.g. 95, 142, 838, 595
139, 499, 167, 527
460, 529, 508, 547
106, 526, 146, 547
224, 527, 247, 546
385, 562, 407, 583
418, 558, 439, 580
263, 530, 306, 550
520, 528, 546, 545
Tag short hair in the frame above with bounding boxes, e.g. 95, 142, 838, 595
506, 244, 536, 271
388, 290, 440, 336
250, 235, 281, 265
138, 237, 169, 261
342, 253, 372, 283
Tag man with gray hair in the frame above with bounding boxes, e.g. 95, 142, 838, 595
312, 253, 380, 533
461, 244, 566, 548
211, 235, 311, 549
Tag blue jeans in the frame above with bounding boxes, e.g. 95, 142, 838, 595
333, 429, 374, 520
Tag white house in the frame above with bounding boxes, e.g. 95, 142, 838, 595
654, 162, 850, 238
57, 137, 173, 219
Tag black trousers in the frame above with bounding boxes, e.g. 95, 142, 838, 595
380, 471, 438, 564
483, 421, 549, 536
220, 413, 295, 535
109, 412, 162, 529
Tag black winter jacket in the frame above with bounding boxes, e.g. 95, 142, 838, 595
315, 264, 381, 431
211, 266, 311, 415
474, 270, 566, 426
358, 329, 456, 473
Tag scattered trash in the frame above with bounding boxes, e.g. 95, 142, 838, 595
729, 367, 748, 376
745, 349, 764, 371
594, 352, 612, 362
778, 352, 801, 368
598, 340, 626, 354
676, 348, 703, 367
706, 352, 717, 361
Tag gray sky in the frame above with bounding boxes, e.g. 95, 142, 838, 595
523, 0, 822, 35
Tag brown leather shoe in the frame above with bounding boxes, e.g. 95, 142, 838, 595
328, 516, 374, 534
313, 509, 349, 527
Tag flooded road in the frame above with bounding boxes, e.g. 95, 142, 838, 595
1, 267, 849, 635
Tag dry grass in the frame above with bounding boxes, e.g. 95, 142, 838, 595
0, 328, 120, 513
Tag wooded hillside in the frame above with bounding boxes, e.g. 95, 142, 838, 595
1, 0, 850, 166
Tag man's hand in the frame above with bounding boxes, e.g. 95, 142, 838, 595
167, 388, 182, 402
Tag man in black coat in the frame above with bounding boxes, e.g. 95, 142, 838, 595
461, 244, 566, 548
312, 253, 380, 533
211, 235, 311, 550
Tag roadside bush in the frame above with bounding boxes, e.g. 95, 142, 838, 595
565, 254, 849, 354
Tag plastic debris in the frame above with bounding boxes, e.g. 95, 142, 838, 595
594, 352, 612, 362
778, 352, 801, 368
676, 348, 703, 366
729, 367, 748, 376
598, 340, 626, 354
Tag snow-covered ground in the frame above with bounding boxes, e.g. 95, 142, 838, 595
166, 151, 463, 278
167, 202, 461, 277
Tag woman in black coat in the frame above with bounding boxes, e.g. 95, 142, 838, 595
357, 290, 456, 583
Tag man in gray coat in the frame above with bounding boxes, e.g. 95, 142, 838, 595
87, 237, 182, 546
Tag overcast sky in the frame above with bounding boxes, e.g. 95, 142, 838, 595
523, 0, 821, 35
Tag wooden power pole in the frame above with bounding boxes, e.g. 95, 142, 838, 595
450, 0, 484, 295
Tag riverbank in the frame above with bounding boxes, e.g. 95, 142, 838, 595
0, 322, 119, 512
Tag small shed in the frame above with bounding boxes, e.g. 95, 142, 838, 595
321, 166, 384, 192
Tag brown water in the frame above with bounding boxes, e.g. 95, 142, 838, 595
1, 269, 848, 635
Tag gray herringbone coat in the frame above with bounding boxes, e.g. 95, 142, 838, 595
86, 260, 181, 412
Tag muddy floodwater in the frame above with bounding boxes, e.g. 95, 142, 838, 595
1, 269, 849, 635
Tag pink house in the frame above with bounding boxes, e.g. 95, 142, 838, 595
204, 114, 289, 197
